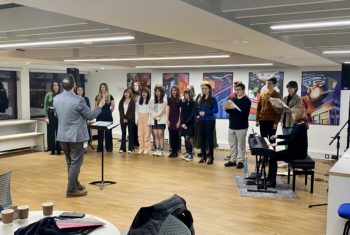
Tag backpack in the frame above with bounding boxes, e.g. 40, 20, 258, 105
127, 194, 195, 235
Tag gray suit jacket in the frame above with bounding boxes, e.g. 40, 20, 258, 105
53, 90, 102, 143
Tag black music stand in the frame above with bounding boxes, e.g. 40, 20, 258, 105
88, 121, 119, 190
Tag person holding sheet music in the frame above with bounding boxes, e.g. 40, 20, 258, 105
256, 77, 281, 143
95, 83, 115, 153
118, 89, 135, 153
279, 81, 301, 135
262, 105, 309, 188
223, 82, 251, 169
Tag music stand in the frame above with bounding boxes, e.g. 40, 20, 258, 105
88, 121, 119, 190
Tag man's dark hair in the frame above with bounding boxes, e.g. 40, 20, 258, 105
267, 77, 277, 85
234, 82, 245, 90
286, 81, 298, 92
62, 74, 75, 91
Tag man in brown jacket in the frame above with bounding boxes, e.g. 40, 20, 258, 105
256, 77, 281, 143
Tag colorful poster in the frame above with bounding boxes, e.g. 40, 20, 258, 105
203, 72, 233, 119
163, 73, 189, 97
127, 73, 151, 90
301, 71, 341, 125
248, 71, 284, 121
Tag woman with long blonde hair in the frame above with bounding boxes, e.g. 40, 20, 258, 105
264, 105, 309, 188
95, 83, 115, 152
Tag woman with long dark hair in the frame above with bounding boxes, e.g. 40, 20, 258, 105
44, 80, 61, 155
149, 85, 167, 156
75, 85, 92, 146
118, 89, 135, 153
181, 89, 196, 161
95, 83, 115, 152
136, 87, 151, 154
167, 86, 181, 158
131, 81, 141, 148
197, 82, 218, 164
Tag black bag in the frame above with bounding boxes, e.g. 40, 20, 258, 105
14, 217, 96, 235
127, 194, 195, 235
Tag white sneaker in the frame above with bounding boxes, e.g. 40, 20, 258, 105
143, 150, 149, 155
158, 150, 164, 157
153, 150, 159, 156
119, 150, 124, 153
185, 154, 193, 161
128, 150, 133, 154
181, 155, 187, 160
138, 149, 143, 154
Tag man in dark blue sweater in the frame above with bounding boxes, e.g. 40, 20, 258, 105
224, 82, 251, 169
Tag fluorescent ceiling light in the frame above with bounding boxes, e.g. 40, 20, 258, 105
344, 61, 350, 64
0, 23, 88, 34
323, 50, 350, 54
17, 28, 111, 37
135, 63, 273, 69
64, 55, 230, 62
271, 20, 350, 30
0, 36, 135, 49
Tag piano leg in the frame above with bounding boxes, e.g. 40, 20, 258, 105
247, 155, 277, 193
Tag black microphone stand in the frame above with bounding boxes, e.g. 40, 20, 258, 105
309, 120, 349, 208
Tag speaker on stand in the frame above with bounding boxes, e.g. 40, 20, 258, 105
67, 68, 82, 86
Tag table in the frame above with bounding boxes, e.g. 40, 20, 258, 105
326, 149, 350, 235
0, 211, 120, 235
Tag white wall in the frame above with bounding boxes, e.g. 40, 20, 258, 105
85, 65, 349, 159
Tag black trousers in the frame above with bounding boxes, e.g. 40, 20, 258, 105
199, 120, 215, 158
133, 123, 139, 147
268, 150, 306, 180
47, 109, 61, 153
97, 129, 113, 152
169, 129, 180, 154
259, 120, 277, 143
120, 122, 134, 151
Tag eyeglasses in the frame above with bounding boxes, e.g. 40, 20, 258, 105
234, 88, 243, 91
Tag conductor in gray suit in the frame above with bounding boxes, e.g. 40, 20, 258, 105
54, 74, 105, 197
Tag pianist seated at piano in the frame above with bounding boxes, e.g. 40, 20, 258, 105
263, 105, 308, 188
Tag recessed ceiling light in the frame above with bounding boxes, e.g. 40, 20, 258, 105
0, 36, 135, 49
135, 63, 273, 69
323, 50, 350, 54
64, 54, 230, 62
271, 20, 350, 30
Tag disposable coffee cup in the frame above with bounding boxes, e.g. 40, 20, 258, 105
17, 205, 29, 219
1, 209, 14, 224
42, 202, 54, 216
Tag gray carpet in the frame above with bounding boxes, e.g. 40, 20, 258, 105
234, 176, 297, 199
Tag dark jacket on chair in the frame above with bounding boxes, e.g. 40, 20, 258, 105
127, 194, 195, 235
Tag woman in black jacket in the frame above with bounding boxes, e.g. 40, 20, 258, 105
264, 105, 308, 188
180, 89, 196, 161
118, 89, 135, 153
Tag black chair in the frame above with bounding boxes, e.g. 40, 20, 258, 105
287, 156, 315, 193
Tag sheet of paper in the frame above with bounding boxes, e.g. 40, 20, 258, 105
91, 121, 112, 127
268, 97, 289, 109
232, 101, 242, 112
264, 137, 274, 150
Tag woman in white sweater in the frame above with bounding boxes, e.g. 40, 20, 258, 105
149, 85, 167, 156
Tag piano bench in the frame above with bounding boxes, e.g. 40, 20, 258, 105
287, 156, 315, 194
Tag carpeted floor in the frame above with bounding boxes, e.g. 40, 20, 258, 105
235, 176, 297, 199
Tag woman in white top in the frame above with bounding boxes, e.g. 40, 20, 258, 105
136, 87, 151, 154
149, 85, 167, 156
118, 89, 135, 153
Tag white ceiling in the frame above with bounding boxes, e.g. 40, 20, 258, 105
0, 0, 344, 69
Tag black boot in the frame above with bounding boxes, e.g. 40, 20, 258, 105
198, 155, 207, 163
207, 155, 214, 165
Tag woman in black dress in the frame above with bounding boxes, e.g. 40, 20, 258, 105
95, 83, 115, 152
181, 89, 196, 161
